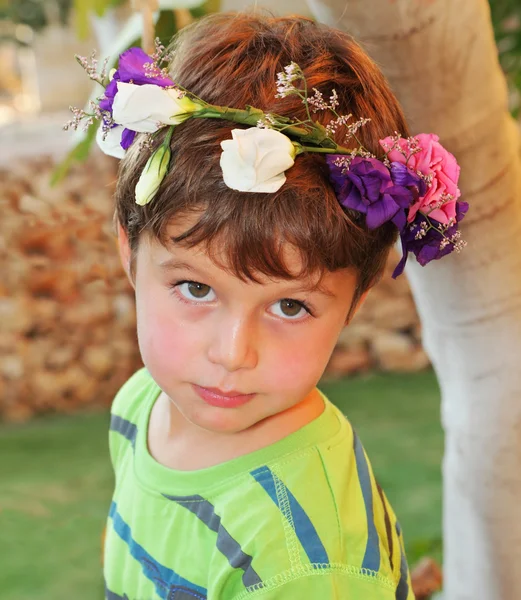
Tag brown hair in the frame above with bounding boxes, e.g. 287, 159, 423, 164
114, 11, 409, 311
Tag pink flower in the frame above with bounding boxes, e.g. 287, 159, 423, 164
379, 133, 461, 224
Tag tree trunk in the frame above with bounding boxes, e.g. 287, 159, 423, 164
306, 0, 521, 598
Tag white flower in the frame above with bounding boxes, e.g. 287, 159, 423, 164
112, 82, 199, 133
135, 143, 171, 206
96, 123, 126, 159
220, 128, 297, 193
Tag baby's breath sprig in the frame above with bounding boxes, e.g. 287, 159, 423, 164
63, 100, 109, 132
63, 51, 111, 132
143, 38, 174, 80
253, 63, 373, 156
275, 62, 303, 98
75, 51, 110, 87
380, 133, 423, 165
412, 215, 467, 254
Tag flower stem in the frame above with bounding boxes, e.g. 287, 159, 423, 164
298, 145, 352, 155
194, 105, 313, 139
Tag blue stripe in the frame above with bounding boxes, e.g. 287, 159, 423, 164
352, 430, 380, 573
105, 585, 129, 600
251, 466, 329, 565
395, 522, 409, 600
163, 494, 262, 588
108, 502, 207, 599
110, 415, 137, 448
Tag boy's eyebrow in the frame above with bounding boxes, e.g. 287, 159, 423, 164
289, 282, 336, 298
159, 258, 199, 273
159, 258, 336, 298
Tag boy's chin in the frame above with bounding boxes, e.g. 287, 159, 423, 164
183, 406, 264, 436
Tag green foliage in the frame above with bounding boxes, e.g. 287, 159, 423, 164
1, 0, 72, 35
51, 120, 98, 186
0, 0, 124, 41
190, 0, 220, 20
489, 0, 521, 117
73, 0, 125, 39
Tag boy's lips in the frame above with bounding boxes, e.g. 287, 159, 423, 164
192, 384, 256, 408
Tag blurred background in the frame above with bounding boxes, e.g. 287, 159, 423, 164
0, 0, 520, 598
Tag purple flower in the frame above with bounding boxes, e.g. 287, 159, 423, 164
327, 156, 415, 230
392, 200, 469, 278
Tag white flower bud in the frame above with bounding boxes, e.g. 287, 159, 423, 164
220, 128, 297, 193
135, 143, 171, 206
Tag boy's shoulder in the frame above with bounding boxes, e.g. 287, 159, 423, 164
110, 366, 158, 421
108, 367, 159, 470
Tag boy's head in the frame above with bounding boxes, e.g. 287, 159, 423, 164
115, 11, 409, 310
114, 12, 410, 436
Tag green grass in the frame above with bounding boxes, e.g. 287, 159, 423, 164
0, 409, 113, 600
0, 370, 443, 599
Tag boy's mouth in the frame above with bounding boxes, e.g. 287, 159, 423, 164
192, 384, 256, 408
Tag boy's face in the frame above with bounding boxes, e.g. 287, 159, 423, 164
118, 217, 364, 437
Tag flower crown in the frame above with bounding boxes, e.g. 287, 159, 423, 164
65, 41, 468, 279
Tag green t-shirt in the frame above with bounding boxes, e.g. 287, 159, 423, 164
104, 368, 415, 599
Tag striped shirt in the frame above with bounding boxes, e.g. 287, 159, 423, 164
104, 368, 414, 599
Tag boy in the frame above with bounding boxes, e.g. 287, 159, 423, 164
100, 11, 429, 599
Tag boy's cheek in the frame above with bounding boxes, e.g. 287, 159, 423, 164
265, 341, 331, 392
137, 310, 199, 377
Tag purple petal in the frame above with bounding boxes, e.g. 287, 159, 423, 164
392, 236, 409, 279
340, 184, 367, 213
360, 172, 388, 203
391, 209, 407, 232
117, 47, 174, 87
416, 242, 445, 266
360, 157, 392, 178
388, 185, 413, 208
456, 201, 469, 220
121, 128, 136, 150
99, 76, 119, 113
366, 196, 399, 229
390, 162, 427, 197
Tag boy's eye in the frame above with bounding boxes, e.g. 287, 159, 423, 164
271, 299, 309, 320
177, 281, 216, 301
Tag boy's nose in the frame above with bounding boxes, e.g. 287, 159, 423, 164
207, 314, 258, 372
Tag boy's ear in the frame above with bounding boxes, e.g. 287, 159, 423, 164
116, 222, 135, 290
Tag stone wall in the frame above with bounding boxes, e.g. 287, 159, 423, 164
1, 152, 428, 422
1, 154, 141, 421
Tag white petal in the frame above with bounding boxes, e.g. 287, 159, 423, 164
255, 146, 295, 181
255, 128, 295, 154
112, 82, 193, 133
219, 146, 258, 191
219, 128, 294, 193
96, 123, 126, 159
249, 172, 287, 193
230, 129, 259, 167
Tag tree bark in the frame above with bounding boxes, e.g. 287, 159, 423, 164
306, 0, 521, 598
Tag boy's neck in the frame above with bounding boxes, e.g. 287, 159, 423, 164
147, 389, 325, 471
